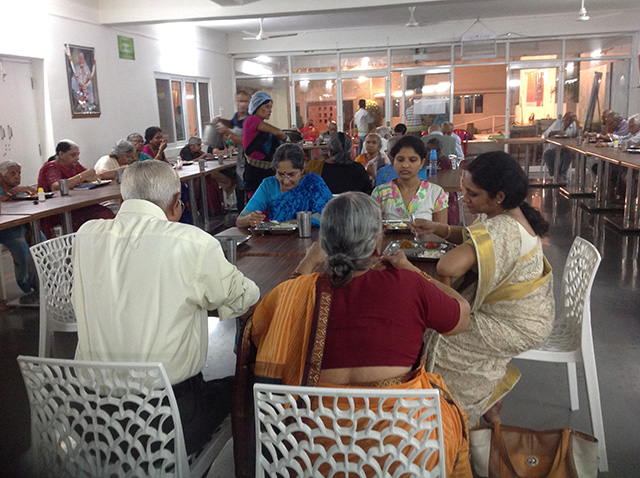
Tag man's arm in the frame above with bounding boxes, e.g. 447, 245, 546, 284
197, 238, 260, 320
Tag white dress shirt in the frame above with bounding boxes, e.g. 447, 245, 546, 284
450, 133, 465, 158
73, 199, 260, 384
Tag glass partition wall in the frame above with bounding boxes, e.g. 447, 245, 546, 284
232, 35, 632, 141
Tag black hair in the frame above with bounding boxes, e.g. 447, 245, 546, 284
393, 123, 407, 135
48, 140, 77, 162
466, 151, 549, 236
389, 135, 427, 160
358, 99, 366, 109
144, 126, 162, 144
426, 137, 441, 154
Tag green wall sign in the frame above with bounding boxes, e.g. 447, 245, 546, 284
118, 36, 135, 60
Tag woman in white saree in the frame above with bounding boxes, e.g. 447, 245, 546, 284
411, 151, 555, 424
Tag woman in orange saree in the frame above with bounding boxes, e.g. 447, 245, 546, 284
234, 192, 473, 477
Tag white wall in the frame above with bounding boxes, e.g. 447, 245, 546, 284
0, 1, 235, 182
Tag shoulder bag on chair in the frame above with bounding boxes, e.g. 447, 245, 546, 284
469, 423, 599, 478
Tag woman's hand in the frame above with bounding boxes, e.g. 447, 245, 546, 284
410, 218, 438, 236
158, 140, 167, 155
237, 211, 266, 228
381, 250, 420, 273
81, 168, 98, 182
216, 123, 231, 136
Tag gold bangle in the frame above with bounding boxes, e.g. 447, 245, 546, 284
420, 271, 433, 282
442, 224, 451, 240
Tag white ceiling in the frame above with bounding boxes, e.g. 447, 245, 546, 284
98, 0, 640, 37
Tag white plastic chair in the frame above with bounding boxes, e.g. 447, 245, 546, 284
29, 233, 76, 357
254, 383, 446, 478
17, 356, 231, 478
515, 236, 608, 472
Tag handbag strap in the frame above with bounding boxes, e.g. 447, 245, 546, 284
492, 423, 523, 477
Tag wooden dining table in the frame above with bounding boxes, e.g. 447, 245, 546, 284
216, 225, 448, 296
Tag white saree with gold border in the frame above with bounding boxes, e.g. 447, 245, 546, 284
426, 213, 555, 424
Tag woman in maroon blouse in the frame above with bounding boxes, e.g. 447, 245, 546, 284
37, 140, 114, 238
235, 192, 473, 477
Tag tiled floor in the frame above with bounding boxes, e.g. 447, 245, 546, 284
1, 186, 639, 477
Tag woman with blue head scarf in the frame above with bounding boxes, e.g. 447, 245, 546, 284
242, 91, 287, 194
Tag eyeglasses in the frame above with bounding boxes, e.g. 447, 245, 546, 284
276, 170, 301, 180
178, 199, 185, 210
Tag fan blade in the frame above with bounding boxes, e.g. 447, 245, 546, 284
266, 33, 298, 39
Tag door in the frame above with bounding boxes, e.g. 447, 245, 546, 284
0, 58, 43, 185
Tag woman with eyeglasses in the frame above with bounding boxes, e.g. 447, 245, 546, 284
236, 144, 333, 228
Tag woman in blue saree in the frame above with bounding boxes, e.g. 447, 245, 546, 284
236, 143, 333, 228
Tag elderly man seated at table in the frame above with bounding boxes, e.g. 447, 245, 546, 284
421, 124, 457, 157
72, 160, 260, 455
542, 111, 578, 182
0, 161, 39, 305
594, 113, 640, 148
441, 121, 465, 158
236, 143, 333, 228
315, 121, 337, 145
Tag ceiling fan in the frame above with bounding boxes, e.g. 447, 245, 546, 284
242, 18, 298, 40
577, 0, 590, 21
405, 6, 420, 28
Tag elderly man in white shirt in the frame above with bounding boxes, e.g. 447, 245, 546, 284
542, 111, 578, 181
73, 160, 260, 455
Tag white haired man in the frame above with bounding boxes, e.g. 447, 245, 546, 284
72, 160, 260, 455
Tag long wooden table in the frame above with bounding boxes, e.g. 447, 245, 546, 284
0, 158, 237, 238
548, 138, 640, 232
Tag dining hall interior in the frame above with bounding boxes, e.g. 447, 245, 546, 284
1, 0, 640, 476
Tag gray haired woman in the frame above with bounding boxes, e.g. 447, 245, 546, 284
305, 132, 372, 194
239, 191, 472, 476
236, 143, 333, 228
94, 140, 134, 180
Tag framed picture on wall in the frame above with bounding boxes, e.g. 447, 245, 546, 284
64, 44, 101, 118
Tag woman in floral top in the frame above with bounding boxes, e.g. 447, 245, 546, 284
371, 135, 448, 223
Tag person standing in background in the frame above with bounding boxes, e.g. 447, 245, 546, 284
216, 89, 251, 210
353, 99, 374, 155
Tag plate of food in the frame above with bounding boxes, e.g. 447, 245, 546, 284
13, 191, 55, 200
75, 179, 112, 190
383, 220, 412, 232
388, 238, 449, 262
249, 221, 298, 235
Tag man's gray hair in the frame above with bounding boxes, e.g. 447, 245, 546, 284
0, 160, 21, 176
320, 192, 381, 287
376, 126, 392, 139
188, 136, 201, 146
609, 112, 623, 122
121, 160, 180, 211
627, 113, 640, 125
110, 140, 134, 158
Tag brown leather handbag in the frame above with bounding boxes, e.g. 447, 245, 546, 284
469, 423, 599, 478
